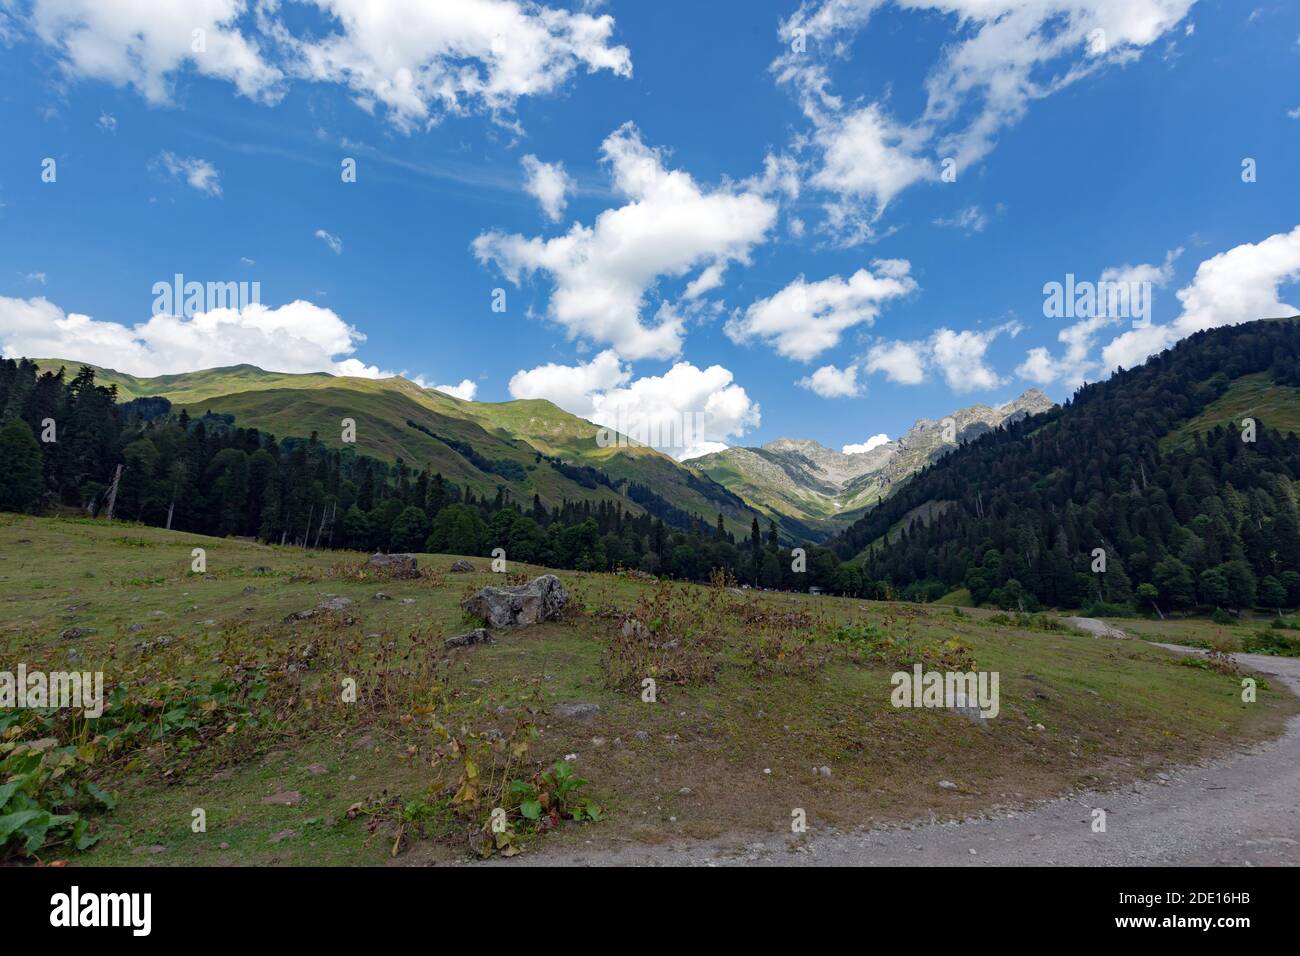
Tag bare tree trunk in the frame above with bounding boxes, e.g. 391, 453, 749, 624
103, 464, 123, 521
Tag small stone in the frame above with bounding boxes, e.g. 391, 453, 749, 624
449, 560, 476, 573
373, 591, 392, 601
307, 764, 327, 776
939, 780, 958, 790
269, 829, 299, 844
60, 627, 96, 640
554, 702, 600, 721
261, 790, 302, 807
444, 628, 493, 650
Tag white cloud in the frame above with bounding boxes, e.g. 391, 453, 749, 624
1102, 226, 1300, 370
96, 111, 116, 133
865, 322, 1022, 392
521, 155, 573, 222
679, 441, 729, 461
1289, 106, 1300, 120
1020, 249, 1181, 385
798, 363, 863, 398
809, 104, 932, 240
773, 1, 1194, 241
842, 433, 890, 454
278, 0, 631, 132
0, 295, 387, 379
314, 229, 343, 255
930, 323, 1021, 392
727, 260, 916, 361
864, 339, 927, 385
21, 272, 48, 285
24, 0, 628, 129
508, 351, 759, 460
475, 123, 778, 361
507, 349, 629, 419
433, 379, 478, 401
152, 151, 222, 196
933, 205, 989, 234
30, 0, 284, 104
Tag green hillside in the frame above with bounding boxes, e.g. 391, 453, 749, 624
1161, 370, 1300, 451
30, 358, 767, 538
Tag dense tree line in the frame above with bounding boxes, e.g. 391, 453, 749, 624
831, 320, 1300, 614
0, 358, 846, 588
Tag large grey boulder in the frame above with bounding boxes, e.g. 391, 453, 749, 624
461, 574, 569, 628
365, 552, 419, 579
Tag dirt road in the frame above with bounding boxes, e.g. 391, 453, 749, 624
499, 643, 1300, 866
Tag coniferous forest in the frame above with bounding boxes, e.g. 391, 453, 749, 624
835, 320, 1300, 614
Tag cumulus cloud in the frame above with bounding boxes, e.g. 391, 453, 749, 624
521, 155, 574, 222
1101, 226, 1300, 371
475, 123, 778, 361
863, 339, 927, 385
798, 363, 862, 398
508, 351, 759, 460
29, 0, 284, 104
773, 1, 1194, 243
433, 379, 478, 401
0, 294, 388, 379
1019, 249, 1181, 386
23, 0, 628, 129
152, 152, 222, 196
507, 349, 629, 418
865, 322, 1022, 392
314, 229, 343, 255
842, 434, 890, 454
279, 0, 632, 132
727, 260, 916, 362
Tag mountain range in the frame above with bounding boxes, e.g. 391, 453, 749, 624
30, 358, 1053, 542
687, 389, 1054, 537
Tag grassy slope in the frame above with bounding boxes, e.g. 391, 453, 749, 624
1162, 371, 1300, 451
33, 359, 765, 537
1, 514, 1293, 865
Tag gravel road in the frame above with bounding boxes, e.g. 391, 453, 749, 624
499, 642, 1300, 866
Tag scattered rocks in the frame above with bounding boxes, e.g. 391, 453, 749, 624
938, 780, 958, 790
373, 591, 392, 601
553, 702, 600, 722
444, 628, 494, 650
59, 626, 96, 640
814, 765, 832, 778
400, 598, 415, 605
449, 559, 476, 573
126, 623, 144, 633
136, 635, 175, 655
261, 790, 302, 807
307, 764, 328, 776
365, 552, 420, 579
462, 574, 568, 628
352, 734, 375, 751
286, 597, 353, 621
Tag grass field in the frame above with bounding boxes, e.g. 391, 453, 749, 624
1, 514, 1293, 866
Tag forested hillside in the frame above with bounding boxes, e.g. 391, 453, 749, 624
833, 319, 1300, 614
0, 359, 794, 583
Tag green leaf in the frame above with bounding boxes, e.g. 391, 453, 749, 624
519, 799, 542, 821
84, 781, 116, 810
0, 810, 43, 842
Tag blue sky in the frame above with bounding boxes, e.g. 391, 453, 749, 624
1, 0, 1298, 459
